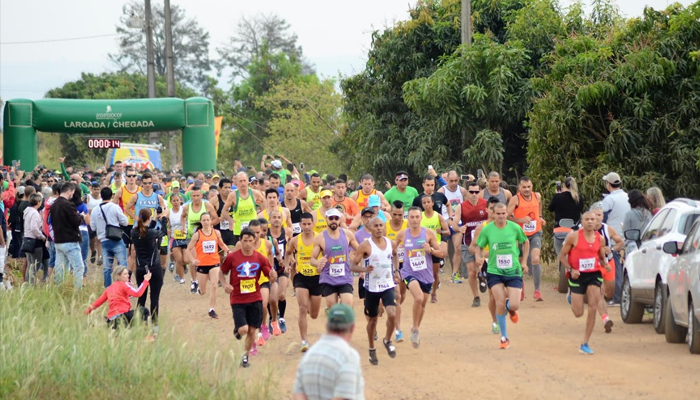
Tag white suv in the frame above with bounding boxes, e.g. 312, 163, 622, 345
621, 199, 700, 333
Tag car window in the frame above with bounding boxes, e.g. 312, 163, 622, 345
658, 209, 678, 237
683, 221, 700, 254
680, 212, 700, 235
642, 209, 669, 241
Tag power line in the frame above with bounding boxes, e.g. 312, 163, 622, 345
0, 33, 118, 45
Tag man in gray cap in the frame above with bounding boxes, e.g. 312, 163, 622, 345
293, 303, 365, 400
601, 172, 629, 306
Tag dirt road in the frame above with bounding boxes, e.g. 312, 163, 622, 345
155, 271, 699, 400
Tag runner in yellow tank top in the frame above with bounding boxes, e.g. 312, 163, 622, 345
507, 177, 545, 302
386, 201, 409, 343
300, 173, 323, 211
259, 188, 292, 229
220, 172, 265, 239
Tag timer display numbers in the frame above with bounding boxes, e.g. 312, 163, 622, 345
87, 139, 121, 149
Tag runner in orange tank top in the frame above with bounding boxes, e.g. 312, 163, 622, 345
559, 211, 610, 355
507, 177, 546, 301
186, 213, 230, 320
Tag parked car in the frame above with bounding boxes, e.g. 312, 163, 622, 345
621, 199, 700, 333
661, 224, 700, 354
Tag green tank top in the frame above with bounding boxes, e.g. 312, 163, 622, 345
306, 187, 321, 210
421, 211, 441, 242
234, 189, 257, 235
187, 202, 206, 238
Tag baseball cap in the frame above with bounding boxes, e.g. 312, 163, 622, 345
326, 303, 355, 329
325, 208, 343, 218
320, 189, 333, 198
361, 207, 375, 216
212, 174, 220, 179
271, 160, 282, 169
187, 178, 194, 184
171, 181, 180, 189
205, 173, 212, 178
368, 194, 380, 207
249, 176, 259, 183
395, 171, 409, 180
17, 186, 25, 195
602, 172, 621, 185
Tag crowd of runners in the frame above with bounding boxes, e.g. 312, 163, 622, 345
0, 156, 667, 367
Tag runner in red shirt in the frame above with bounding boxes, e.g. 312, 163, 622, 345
220, 228, 277, 368
559, 211, 609, 355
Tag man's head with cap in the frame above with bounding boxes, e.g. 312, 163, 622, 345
368, 194, 380, 209
603, 172, 622, 191
326, 303, 355, 335
325, 208, 342, 231
395, 171, 409, 189
271, 160, 282, 170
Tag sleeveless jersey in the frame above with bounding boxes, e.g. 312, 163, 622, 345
482, 187, 507, 204
387, 219, 408, 263
270, 229, 287, 272
598, 223, 613, 262
364, 237, 395, 293
119, 185, 140, 225
459, 198, 488, 246
216, 194, 233, 232
443, 186, 464, 216
319, 230, 352, 286
233, 189, 257, 235
421, 211, 441, 242
86, 195, 102, 212
186, 202, 206, 238
257, 238, 270, 284
568, 229, 601, 273
134, 191, 159, 227
195, 229, 220, 267
169, 206, 185, 240
313, 209, 327, 234
400, 227, 434, 283
356, 189, 376, 209
354, 228, 371, 243
262, 206, 288, 228
284, 198, 303, 235
296, 233, 318, 276
306, 188, 322, 211
513, 192, 542, 236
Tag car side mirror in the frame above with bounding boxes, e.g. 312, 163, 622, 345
625, 229, 641, 242
662, 241, 682, 255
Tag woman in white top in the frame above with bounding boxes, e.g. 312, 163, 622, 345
168, 194, 192, 284
23, 193, 47, 284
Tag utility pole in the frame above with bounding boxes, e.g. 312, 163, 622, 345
164, 0, 178, 169
145, 0, 158, 144
461, 0, 472, 47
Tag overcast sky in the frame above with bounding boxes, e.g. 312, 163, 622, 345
0, 0, 691, 101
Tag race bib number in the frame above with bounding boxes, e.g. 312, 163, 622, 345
397, 245, 405, 260
496, 254, 513, 269
579, 257, 596, 272
369, 263, 394, 292
240, 221, 250, 230
523, 221, 537, 233
220, 220, 231, 230
329, 263, 345, 277
174, 230, 186, 240
240, 279, 256, 294
202, 240, 216, 254
409, 251, 428, 271
292, 222, 301, 234
277, 243, 285, 258
301, 266, 316, 276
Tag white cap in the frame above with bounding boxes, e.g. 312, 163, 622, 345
325, 208, 342, 218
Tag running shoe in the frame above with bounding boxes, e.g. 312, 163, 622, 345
604, 318, 614, 334
208, 309, 219, 319
478, 274, 487, 293
300, 340, 309, 353
279, 318, 287, 334
410, 329, 420, 349
533, 290, 543, 302
250, 343, 258, 356
499, 337, 510, 349
173, 275, 180, 283
190, 281, 198, 294
168, 262, 174, 273
606, 300, 619, 307
472, 297, 481, 307
90, 250, 97, 264
508, 309, 519, 324
431, 293, 438, 303
383, 339, 397, 358
178, 277, 186, 284
271, 321, 281, 336
369, 349, 379, 365
184, 265, 188, 273
261, 324, 271, 340
450, 273, 463, 284
240, 355, 250, 368
234, 329, 242, 340
492, 322, 500, 334
256, 333, 265, 347
579, 343, 594, 355
395, 329, 404, 343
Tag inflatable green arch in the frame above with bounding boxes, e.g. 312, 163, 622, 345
2, 97, 216, 173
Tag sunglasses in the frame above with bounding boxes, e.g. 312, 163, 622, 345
327, 216, 341, 221
468, 190, 480, 194
127, 175, 137, 178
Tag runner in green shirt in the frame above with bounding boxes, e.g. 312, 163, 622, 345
475, 202, 529, 350
384, 171, 419, 213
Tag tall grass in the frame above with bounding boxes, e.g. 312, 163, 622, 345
0, 282, 276, 400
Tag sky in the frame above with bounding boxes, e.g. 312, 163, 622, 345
0, 0, 693, 102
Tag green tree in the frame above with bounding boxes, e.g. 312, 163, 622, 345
110, 1, 213, 91
44, 72, 196, 167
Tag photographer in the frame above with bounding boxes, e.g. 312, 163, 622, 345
131, 208, 168, 330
